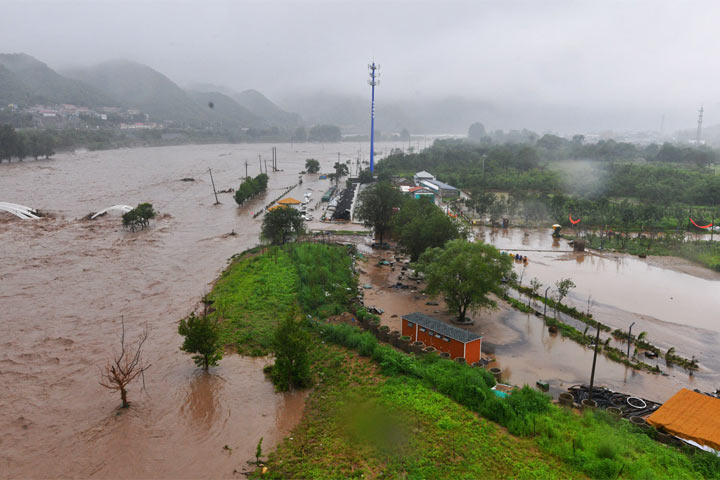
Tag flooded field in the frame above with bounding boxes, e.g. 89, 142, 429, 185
359, 242, 718, 403
0, 142, 401, 478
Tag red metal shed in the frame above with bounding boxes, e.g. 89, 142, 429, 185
401, 312, 482, 364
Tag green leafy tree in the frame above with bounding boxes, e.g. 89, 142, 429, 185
554, 278, 576, 318
122, 203, 157, 231
305, 158, 320, 173
356, 182, 403, 243
270, 309, 312, 391
333, 161, 349, 185
393, 197, 460, 261
357, 168, 374, 184
261, 206, 305, 245
419, 239, 512, 323
178, 313, 223, 371
235, 173, 268, 205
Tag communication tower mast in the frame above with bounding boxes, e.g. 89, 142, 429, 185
368, 62, 379, 172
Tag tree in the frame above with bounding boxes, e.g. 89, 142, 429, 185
356, 182, 403, 243
235, 173, 269, 205
393, 197, 461, 261
357, 168, 374, 184
99, 318, 151, 408
122, 203, 157, 231
554, 278, 576, 319
308, 124, 341, 142
468, 122, 487, 141
399, 128, 410, 141
293, 126, 307, 143
305, 158, 320, 173
178, 312, 223, 371
269, 309, 312, 391
261, 206, 305, 245
418, 239, 512, 323
333, 161, 349, 185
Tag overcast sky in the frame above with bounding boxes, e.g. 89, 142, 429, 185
1, 0, 718, 131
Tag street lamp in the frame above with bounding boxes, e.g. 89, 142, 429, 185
627, 322, 635, 358
543, 286, 551, 317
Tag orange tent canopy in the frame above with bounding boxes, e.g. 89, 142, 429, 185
277, 197, 301, 205
647, 388, 720, 451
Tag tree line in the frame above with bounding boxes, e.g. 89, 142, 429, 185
234, 173, 269, 205
0, 124, 55, 162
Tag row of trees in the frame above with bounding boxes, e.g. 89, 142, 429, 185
468, 122, 719, 167
0, 124, 55, 162
234, 173, 269, 205
356, 182, 462, 260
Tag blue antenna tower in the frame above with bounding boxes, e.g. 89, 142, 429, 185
368, 62, 379, 172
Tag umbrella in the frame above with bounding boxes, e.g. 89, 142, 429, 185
552, 224, 561, 228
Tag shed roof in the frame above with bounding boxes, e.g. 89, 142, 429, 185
647, 388, 720, 451
278, 197, 302, 205
402, 312, 481, 343
414, 170, 435, 178
426, 179, 458, 191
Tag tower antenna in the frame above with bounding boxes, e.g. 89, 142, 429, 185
696, 106, 704, 144
368, 62, 379, 172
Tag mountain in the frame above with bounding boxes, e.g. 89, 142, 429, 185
232, 89, 302, 129
64, 60, 209, 124
0, 53, 115, 107
186, 90, 265, 128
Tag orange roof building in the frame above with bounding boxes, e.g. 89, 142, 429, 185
647, 388, 720, 451
277, 197, 301, 206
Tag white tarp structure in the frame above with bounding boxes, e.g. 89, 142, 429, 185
91, 205, 133, 220
0, 202, 41, 219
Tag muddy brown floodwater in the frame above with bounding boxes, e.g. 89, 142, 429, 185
0, 142, 403, 478
359, 242, 718, 404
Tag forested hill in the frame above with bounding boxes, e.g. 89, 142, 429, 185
233, 89, 302, 129
64, 60, 210, 124
0, 53, 116, 107
186, 90, 265, 128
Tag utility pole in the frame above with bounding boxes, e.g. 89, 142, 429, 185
588, 323, 601, 400
368, 61, 379, 172
697, 106, 704, 144
264, 160, 268, 174
626, 321, 635, 359
245, 160, 248, 179
208, 168, 220, 205
258, 154, 262, 175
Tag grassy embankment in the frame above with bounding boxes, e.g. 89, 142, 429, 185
208, 243, 720, 479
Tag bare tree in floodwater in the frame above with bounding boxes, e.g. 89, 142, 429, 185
99, 318, 151, 408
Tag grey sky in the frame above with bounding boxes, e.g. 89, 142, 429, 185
1, 0, 718, 131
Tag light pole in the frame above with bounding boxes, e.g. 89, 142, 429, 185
543, 286, 551, 317
368, 62, 379, 172
627, 321, 635, 359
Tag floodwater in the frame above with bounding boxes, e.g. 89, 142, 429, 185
477, 228, 720, 399
0, 141, 402, 478
360, 243, 716, 403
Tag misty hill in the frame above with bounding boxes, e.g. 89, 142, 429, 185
64, 60, 209, 124
0, 53, 115, 107
186, 90, 265, 128
233, 89, 302, 129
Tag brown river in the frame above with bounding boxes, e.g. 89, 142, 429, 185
2, 142, 719, 477
0, 142, 401, 479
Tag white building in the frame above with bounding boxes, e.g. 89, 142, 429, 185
413, 170, 436, 185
